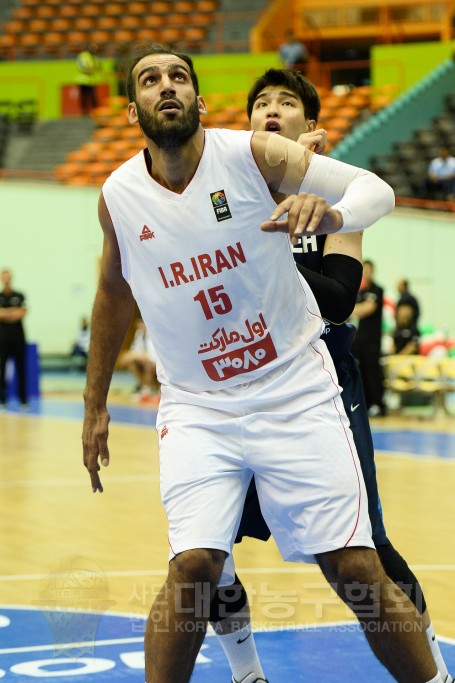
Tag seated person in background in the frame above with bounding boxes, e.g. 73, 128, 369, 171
425, 146, 455, 201
70, 316, 90, 370
117, 318, 159, 401
279, 29, 309, 69
392, 303, 420, 355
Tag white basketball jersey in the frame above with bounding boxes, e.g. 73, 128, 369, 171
103, 128, 324, 392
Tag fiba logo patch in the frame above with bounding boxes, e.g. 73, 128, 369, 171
210, 190, 232, 222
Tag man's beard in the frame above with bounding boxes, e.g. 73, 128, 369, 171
136, 97, 200, 151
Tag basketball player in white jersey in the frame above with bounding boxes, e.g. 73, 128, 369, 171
82, 42, 440, 683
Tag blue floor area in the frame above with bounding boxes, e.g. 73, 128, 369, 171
372, 429, 455, 459
2, 397, 158, 428
1, 607, 454, 681
4, 395, 455, 459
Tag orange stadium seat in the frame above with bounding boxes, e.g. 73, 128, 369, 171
121, 15, 142, 29
50, 18, 72, 32
90, 104, 113, 126
80, 4, 102, 16
90, 30, 111, 45
74, 17, 97, 31
173, 0, 194, 12
152, 1, 172, 13
65, 149, 95, 164
136, 28, 159, 41
169, 14, 187, 26
35, 5, 55, 19
0, 34, 16, 59
110, 113, 129, 130
28, 19, 48, 33
13, 7, 36, 20
98, 16, 118, 30
330, 116, 354, 133
195, 0, 217, 11
143, 15, 165, 29
185, 26, 207, 42
104, 4, 125, 15
19, 33, 42, 54
326, 130, 343, 149
67, 30, 89, 47
160, 27, 183, 43
119, 126, 144, 141
59, 6, 79, 19
5, 20, 26, 35
93, 127, 119, 143
336, 105, 360, 121
129, 2, 149, 13
55, 163, 85, 182
190, 12, 215, 26
43, 32, 65, 50
114, 29, 135, 44
66, 175, 93, 186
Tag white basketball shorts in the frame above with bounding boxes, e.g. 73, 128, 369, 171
155, 339, 373, 585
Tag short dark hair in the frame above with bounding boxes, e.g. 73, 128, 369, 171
246, 68, 320, 122
126, 41, 199, 102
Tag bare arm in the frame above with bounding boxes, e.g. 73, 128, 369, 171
323, 230, 363, 261
82, 193, 135, 493
0, 307, 26, 323
353, 299, 377, 320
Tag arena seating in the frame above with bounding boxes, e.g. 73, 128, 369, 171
54, 85, 372, 186
371, 91, 455, 202
0, 0, 218, 59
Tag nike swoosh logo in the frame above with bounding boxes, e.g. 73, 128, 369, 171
237, 631, 251, 644
351, 404, 360, 412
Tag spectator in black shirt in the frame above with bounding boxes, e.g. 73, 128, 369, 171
396, 278, 420, 326
392, 303, 420, 355
352, 260, 385, 416
0, 269, 28, 408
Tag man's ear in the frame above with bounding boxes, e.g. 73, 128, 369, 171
306, 119, 317, 132
197, 95, 207, 116
128, 102, 138, 124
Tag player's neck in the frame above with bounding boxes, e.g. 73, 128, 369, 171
145, 127, 205, 194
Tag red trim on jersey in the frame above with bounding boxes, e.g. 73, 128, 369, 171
310, 342, 363, 548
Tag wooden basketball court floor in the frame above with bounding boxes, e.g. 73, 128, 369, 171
1, 380, 454, 680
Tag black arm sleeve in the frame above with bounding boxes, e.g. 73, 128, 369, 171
296, 253, 363, 324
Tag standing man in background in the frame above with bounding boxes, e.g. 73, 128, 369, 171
76, 42, 102, 115
352, 259, 385, 417
0, 269, 28, 409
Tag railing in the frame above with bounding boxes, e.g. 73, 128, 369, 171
251, 0, 455, 52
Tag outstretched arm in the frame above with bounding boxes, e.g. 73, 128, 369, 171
251, 131, 394, 239
82, 193, 135, 493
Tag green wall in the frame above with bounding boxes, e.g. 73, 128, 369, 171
1, 182, 101, 354
1, 181, 455, 354
372, 40, 455, 95
0, 52, 280, 120
1, 42, 453, 118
